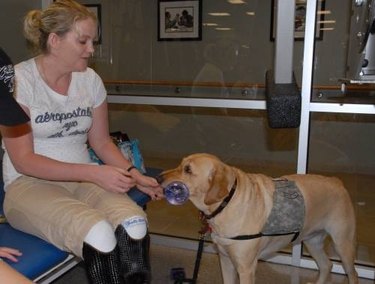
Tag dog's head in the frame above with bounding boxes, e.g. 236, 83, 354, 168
159, 153, 236, 212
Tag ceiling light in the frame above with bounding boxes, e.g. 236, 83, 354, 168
246, 12, 255, 16
227, 0, 246, 4
208, 12, 231, 16
215, 27, 232, 31
318, 20, 336, 24
318, 10, 331, 15
203, 23, 219, 26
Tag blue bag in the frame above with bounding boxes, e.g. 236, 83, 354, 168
88, 133, 146, 174
117, 139, 146, 174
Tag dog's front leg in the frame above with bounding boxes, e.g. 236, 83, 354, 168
231, 241, 260, 284
219, 252, 239, 284
216, 244, 239, 284
217, 239, 259, 284
237, 261, 257, 284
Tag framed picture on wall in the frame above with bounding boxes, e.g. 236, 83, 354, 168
158, 0, 202, 41
271, 0, 325, 41
85, 4, 102, 44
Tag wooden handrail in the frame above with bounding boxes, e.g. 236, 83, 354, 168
103, 80, 375, 91
104, 80, 264, 88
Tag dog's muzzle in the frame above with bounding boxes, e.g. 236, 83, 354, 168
163, 181, 190, 205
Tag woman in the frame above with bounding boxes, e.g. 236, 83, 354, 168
2, 1, 163, 283
0, 47, 33, 284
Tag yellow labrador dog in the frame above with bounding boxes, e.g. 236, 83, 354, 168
159, 153, 358, 284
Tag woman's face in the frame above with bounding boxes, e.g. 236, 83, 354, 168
53, 18, 97, 72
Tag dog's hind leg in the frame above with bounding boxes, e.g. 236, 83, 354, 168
303, 233, 332, 284
330, 231, 358, 284
332, 240, 358, 284
328, 202, 358, 284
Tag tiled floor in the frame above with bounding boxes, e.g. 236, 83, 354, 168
150, 244, 375, 284
53, 243, 375, 283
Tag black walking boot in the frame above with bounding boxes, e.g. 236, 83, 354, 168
115, 225, 151, 284
82, 242, 123, 284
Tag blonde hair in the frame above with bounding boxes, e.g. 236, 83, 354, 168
23, 0, 97, 54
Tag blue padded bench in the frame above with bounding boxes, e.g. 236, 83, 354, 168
0, 180, 80, 283
0, 166, 162, 283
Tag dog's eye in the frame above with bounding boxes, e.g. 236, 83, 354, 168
184, 165, 192, 174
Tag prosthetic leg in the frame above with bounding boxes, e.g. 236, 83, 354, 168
83, 242, 123, 284
115, 225, 151, 284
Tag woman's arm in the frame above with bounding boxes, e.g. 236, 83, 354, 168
0, 260, 33, 284
3, 130, 135, 193
0, 247, 33, 282
87, 100, 133, 168
88, 101, 163, 199
2, 104, 135, 193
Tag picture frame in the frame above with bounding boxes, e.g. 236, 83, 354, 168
271, 0, 325, 41
158, 0, 202, 41
85, 4, 102, 44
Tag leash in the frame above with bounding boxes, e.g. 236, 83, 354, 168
172, 214, 210, 284
172, 179, 237, 283
191, 232, 206, 284
173, 179, 238, 283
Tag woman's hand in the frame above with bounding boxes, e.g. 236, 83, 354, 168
131, 170, 164, 200
90, 165, 137, 193
0, 247, 22, 262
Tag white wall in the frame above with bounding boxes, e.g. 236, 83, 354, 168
0, 0, 40, 63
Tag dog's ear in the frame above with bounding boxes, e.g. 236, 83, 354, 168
204, 164, 230, 205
